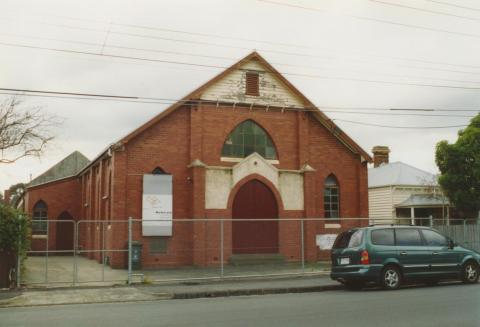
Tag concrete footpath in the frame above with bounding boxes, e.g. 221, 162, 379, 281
0, 275, 343, 308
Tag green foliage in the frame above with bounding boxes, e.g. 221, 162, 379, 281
0, 204, 30, 255
7, 183, 25, 208
435, 114, 480, 217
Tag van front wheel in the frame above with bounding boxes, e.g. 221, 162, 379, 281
381, 266, 401, 290
462, 262, 479, 284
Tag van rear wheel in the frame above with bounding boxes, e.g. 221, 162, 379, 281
381, 266, 401, 290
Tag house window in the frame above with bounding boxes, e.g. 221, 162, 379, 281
245, 71, 259, 96
32, 200, 48, 234
221, 120, 277, 160
324, 175, 339, 219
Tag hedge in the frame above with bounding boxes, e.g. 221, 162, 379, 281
0, 204, 30, 256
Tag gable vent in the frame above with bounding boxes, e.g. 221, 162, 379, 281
245, 71, 260, 96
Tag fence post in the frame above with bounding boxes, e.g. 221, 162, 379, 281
300, 219, 305, 274
429, 215, 433, 227
128, 217, 132, 285
45, 219, 49, 284
16, 218, 21, 288
220, 219, 224, 279
102, 221, 106, 282
74, 221, 79, 286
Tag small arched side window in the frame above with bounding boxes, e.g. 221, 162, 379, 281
221, 120, 277, 160
324, 175, 339, 219
33, 200, 48, 234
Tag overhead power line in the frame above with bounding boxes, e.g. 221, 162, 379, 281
3, 13, 480, 72
334, 119, 468, 129
425, 0, 480, 12
1, 88, 477, 119
4, 40, 480, 91
257, 0, 480, 39
369, 0, 480, 22
4, 32, 480, 84
0, 90, 475, 117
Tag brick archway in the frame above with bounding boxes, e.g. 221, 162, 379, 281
231, 179, 279, 254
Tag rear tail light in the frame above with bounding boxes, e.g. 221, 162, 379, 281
360, 250, 370, 265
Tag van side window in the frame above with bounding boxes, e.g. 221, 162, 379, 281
395, 229, 423, 246
421, 229, 448, 247
371, 229, 395, 246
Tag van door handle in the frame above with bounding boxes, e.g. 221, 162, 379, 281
432, 252, 439, 255
400, 251, 407, 256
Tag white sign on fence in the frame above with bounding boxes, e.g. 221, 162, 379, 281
316, 234, 338, 250
142, 174, 173, 236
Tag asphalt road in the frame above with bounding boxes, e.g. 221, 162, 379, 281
1, 283, 479, 327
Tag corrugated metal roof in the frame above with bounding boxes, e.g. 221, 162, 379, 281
368, 161, 437, 188
395, 194, 450, 208
28, 151, 90, 187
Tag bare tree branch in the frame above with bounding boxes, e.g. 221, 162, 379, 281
0, 96, 61, 163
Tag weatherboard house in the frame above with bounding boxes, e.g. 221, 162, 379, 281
24, 52, 371, 268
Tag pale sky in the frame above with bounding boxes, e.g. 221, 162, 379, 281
1, 0, 479, 192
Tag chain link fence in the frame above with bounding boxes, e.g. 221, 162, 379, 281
17, 217, 479, 288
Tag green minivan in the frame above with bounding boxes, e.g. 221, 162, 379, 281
330, 225, 480, 290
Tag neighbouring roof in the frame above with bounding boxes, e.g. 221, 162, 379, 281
28, 151, 90, 187
396, 194, 450, 208
368, 161, 438, 188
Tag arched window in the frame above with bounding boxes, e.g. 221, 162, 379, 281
221, 120, 277, 160
324, 175, 339, 219
152, 167, 167, 175
32, 200, 48, 234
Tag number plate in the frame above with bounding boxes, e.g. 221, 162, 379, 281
339, 257, 350, 265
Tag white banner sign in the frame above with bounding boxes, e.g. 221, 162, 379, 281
142, 174, 172, 236
316, 234, 338, 250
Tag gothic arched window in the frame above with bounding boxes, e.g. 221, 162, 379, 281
221, 120, 277, 160
324, 175, 340, 219
33, 200, 48, 234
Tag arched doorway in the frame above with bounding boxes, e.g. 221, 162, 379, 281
232, 179, 279, 254
56, 211, 74, 253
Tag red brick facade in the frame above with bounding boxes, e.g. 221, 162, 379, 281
25, 177, 81, 252
24, 52, 370, 268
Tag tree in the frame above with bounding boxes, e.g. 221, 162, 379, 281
7, 183, 26, 208
0, 96, 59, 163
435, 114, 480, 218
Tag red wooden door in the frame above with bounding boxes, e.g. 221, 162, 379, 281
232, 179, 278, 254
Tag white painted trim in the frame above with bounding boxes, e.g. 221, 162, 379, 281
32, 234, 48, 239
325, 223, 341, 229
221, 157, 279, 165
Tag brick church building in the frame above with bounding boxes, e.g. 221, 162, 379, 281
24, 52, 371, 268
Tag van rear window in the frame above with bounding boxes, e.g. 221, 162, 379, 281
333, 230, 363, 249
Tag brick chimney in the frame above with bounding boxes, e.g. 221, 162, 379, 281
372, 146, 390, 168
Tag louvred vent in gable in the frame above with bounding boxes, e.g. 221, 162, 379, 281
245, 71, 260, 96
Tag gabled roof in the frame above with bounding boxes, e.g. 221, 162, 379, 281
368, 161, 438, 188
28, 151, 90, 188
118, 51, 372, 162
